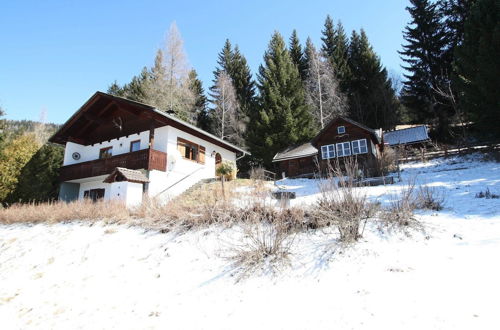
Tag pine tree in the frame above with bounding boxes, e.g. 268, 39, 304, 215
455, 0, 500, 133
247, 32, 313, 168
289, 30, 307, 81
400, 0, 452, 138
348, 30, 400, 129
0, 107, 5, 148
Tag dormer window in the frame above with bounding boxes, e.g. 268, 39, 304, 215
337, 126, 345, 134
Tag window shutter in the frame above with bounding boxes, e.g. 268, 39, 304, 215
199, 146, 206, 164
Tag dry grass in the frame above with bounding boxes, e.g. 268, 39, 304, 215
0, 179, 273, 232
0, 199, 130, 225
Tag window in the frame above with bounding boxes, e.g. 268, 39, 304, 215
321, 144, 335, 159
130, 140, 141, 152
83, 189, 105, 202
337, 126, 346, 134
99, 147, 113, 159
351, 139, 368, 155
336, 142, 351, 157
177, 137, 205, 164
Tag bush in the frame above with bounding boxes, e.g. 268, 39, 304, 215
228, 205, 303, 280
416, 185, 445, 210
313, 159, 378, 243
377, 146, 398, 176
381, 180, 418, 230
475, 188, 499, 199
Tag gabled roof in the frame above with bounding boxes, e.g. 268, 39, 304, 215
383, 125, 429, 146
49, 92, 249, 155
311, 116, 382, 144
272, 142, 318, 162
103, 167, 150, 184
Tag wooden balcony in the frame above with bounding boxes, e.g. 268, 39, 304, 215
60, 148, 167, 182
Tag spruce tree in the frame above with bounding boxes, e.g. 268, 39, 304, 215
400, 0, 452, 138
321, 16, 351, 90
455, 0, 499, 133
348, 30, 400, 129
247, 32, 313, 168
188, 69, 212, 132
289, 30, 307, 81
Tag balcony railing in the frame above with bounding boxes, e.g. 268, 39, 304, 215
60, 148, 167, 182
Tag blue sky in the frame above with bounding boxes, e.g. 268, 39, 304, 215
0, 0, 409, 124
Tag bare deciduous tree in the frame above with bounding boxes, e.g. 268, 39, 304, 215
143, 22, 196, 123
305, 44, 347, 130
210, 71, 243, 144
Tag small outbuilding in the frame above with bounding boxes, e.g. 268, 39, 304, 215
103, 167, 149, 207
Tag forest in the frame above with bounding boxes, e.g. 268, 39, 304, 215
0, 0, 498, 204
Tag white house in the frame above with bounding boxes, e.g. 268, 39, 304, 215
50, 92, 249, 206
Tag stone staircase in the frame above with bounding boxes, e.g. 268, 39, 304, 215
179, 178, 218, 197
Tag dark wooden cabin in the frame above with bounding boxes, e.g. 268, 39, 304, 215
273, 117, 383, 178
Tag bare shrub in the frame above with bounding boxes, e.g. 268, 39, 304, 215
313, 158, 378, 243
249, 166, 266, 181
381, 179, 418, 230
377, 146, 398, 175
475, 188, 499, 199
416, 185, 445, 210
228, 205, 303, 280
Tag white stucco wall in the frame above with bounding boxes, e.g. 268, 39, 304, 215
148, 126, 237, 200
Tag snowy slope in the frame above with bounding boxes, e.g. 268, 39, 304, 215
1, 154, 499, 330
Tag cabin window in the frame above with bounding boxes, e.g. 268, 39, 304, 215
337, 126, 346, 134
321, 144, 335, 159
351, 139, 368, 155
130, 140, 141, 152
177, 137, 205, 164
99, 147, 113, 159
336, 142, 351, 157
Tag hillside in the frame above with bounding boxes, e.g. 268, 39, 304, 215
1, 154, 499, 329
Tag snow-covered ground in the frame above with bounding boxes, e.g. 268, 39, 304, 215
1, 154, 499, 329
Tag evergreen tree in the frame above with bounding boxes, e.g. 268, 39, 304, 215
455, 0, 500, 133
348, 30, 400, 129
247, 32, 313, 168
189, 69, 212, 132
289, 30, 307, 81
5, 143, 63, 203
321, 16, 351, 90
212, 40, 256, 118
0, 107, 5, 148
400, 0, 452, 137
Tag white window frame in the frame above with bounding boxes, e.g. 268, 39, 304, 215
352, 139, 368, 155
321, 144, 336, 159
336, 142, 351, 157
337, 126, 346, 134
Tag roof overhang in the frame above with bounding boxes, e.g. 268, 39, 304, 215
49, 92, 249, 155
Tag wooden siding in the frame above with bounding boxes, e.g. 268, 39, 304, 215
59, 148, 166, 182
